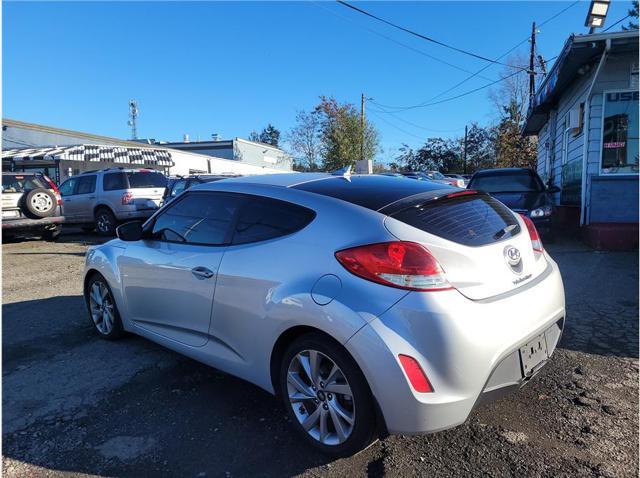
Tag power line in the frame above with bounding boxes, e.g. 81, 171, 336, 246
603, 14, 632, 32
371, 1, 579, 111
368, 105, 464, 133
336, 0, 529, 72
367, 109, 427, 141
310, 1, 494, 81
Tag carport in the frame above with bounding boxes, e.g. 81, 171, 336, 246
2, 144, 174, 184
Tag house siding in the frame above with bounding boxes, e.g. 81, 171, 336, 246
534, 50, 638, 224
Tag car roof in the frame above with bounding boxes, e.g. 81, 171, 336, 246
473, 168, 533, 176
199, 173, 455, 211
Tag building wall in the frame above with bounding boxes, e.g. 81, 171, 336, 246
535, 51, 639, 224
168, 148, 287, 176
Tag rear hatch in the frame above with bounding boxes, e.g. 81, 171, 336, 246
382, 191, 548, 300
125, 170, 167, 208
2, 174, 51, 220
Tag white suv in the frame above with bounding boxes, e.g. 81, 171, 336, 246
59, 168, 167, 235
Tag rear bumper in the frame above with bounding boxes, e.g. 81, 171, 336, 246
2, 216, 65, 230
115, 209, 157, 221
345, 254, 565, 435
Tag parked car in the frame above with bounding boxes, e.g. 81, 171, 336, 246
424, 171, 465, 188
84, 173, 565, 457
59, 168, 167, 236
2, 172, 64, 241
467, 168, 559, 239
399, 171, 431, 181
163, 174, 240, 205
444, 173, 468, 188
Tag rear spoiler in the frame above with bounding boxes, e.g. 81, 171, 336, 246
378, 189, 481, 216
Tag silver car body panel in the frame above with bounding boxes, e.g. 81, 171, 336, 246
84, 174, 566, 435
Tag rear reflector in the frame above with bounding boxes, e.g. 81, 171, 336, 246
520, 214, 543, 253
398, 355, 433, 393
335, 241, 451, 291
43, 175, 62, 206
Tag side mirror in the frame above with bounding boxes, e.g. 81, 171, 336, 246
116, 221, 144, 241
547, 185, 561, 193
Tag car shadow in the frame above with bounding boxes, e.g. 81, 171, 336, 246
2, 295, 336, 476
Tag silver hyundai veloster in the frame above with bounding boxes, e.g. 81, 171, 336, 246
84, 172, 565, 456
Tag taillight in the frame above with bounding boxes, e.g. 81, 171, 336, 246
398, 354, 433, 393
335, 241, 451, 291
121, 192, 134, 205
43, 175, 62, 205
520, 214, 543, 253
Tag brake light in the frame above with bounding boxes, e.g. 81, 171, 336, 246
335, 241, 451, 291
43, 175, 62, 205
520, 214, 543, 253
121, 192, 134, 205
398, 354, 433, 393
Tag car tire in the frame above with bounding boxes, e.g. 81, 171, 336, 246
22, 188, 57, 219
95, 208, 117, 236
279, 332, 377, 457
85, 273, 124, 340
42, 225, 61, 241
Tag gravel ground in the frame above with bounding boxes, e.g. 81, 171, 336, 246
2, 231, 638, 477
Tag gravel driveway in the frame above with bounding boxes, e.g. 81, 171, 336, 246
3, 232, 638, 477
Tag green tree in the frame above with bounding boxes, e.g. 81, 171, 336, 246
464, 123, 496, 173
494, 99, 537, 169
315, 96, 380, 171
623, 0, 639, 30
248, 124, 281, 147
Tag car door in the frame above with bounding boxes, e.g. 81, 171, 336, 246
118, 191, 245, 347
59, 177, 79, 220
62, 175, 96, 222
72, 175, 98, 222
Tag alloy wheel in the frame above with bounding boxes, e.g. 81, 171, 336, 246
97, 213, 112, 233
89, 281, 115, 335
287, 350, 355, 446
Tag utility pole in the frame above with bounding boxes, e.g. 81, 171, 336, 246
360, 93, 366, 162
463, 124, 468, 175
128, 99, 139, 140
528, 22, 537, 108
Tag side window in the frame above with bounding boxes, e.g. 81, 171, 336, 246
170, 179, 188, 197
59, 178, 78, 196
151, 192, 242, 246
76, 175, 97, 195
103, 173, 127, 191
232, 198, 316, 245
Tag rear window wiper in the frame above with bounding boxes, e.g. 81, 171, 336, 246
493, 224, 518, 240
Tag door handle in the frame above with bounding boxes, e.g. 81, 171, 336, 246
191, 266, 215, 280
88, 196, 96, 199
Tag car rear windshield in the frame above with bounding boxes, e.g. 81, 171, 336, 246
390, 193, 520, 246
127, 171, 167, 189
2, 175, 47, 193
469, 171, 543, 193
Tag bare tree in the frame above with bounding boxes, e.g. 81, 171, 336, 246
489, 53, 530, 123
286, 110, 322, 171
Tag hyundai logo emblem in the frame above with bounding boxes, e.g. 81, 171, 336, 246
504, 246, 521, 267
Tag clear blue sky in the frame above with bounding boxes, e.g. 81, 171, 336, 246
3, 1, 633, 163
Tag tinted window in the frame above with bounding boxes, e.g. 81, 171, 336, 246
127, 171, 167, 189
232, 198, 316, 245
391, 193, 520, 246
2, 174, 47, 193
58, 178, 77, 196
152, 192, 242, 245
469, 171, 543, 193
103, 173, 127, 191
76, 175, 97, 194
293, 175, 449, 211
170, 179, 188, 197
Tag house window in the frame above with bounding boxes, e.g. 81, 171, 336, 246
631, 62, 639, 89
601, 90, 639, 174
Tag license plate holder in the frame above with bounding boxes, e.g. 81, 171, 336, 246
519, 333, 549, 376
